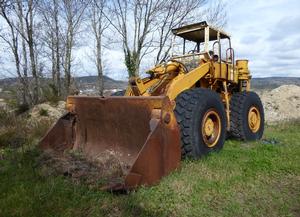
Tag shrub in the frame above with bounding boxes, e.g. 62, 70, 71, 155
16, 103, 30, 114
0, 107, 51, 149
39, 108, 49, 116
0, 108, 16, 128
0, 130, 28, 149
30, 119, 52, 139
42, 83, 61, 105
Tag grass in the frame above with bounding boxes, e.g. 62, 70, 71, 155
39, 108, 49, 117
0, 122, 299, 217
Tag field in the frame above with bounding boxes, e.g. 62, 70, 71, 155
0, 121, 299, 217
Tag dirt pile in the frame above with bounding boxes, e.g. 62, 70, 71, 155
36, 149, 128, 187
29, 101, 66, 121
260, 85, 300, 124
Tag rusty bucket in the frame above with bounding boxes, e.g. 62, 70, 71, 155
39, 96, 181, 190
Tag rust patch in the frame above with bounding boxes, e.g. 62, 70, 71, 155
39, 96, 181, 190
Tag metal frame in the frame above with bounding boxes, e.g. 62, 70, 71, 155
171, 23, 232, 58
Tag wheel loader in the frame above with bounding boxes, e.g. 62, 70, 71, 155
40, 21, 264, 190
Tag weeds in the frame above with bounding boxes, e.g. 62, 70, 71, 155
41, 83, 62, 105
0, 107, 51, 150
0, 130, 28, 148
39, 108, 49, 116
0, 108, 15, 128
0, 121, 299, 217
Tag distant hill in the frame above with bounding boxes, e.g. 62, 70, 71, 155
75, 76, 127, 90
0, 75, 128, 90
251, 77, 300, 90
0, 76, 299, 92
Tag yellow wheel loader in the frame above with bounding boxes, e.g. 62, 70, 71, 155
40, 21, 264, 190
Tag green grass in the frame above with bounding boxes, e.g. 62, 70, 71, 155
0, 122, 299, 217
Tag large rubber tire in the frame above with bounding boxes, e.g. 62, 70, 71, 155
174, 88, 226, 158
111, 90, 125, 96
230, 91, 264, 140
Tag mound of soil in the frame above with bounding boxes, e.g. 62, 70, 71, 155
36, 149, 128, 188
29, 101, 66, 121
260, 85, 300, 124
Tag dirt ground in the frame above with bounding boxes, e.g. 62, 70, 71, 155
29, 101, 66, 121
259, 85, 300, 124
36, 149, 129, 188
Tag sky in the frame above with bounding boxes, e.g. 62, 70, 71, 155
77, 0, 300, 80
1, 0, 300, 80
225, 0, 300, 78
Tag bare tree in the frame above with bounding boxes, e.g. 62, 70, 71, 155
154, 0, 227, 64
1, 0, 227, 105
107, 0, 164, 77
203, 0, 227, 28
39, 0, 62, 96
61, 0, 89, 94
107, 0, 227, 78
12, 0, 40, 104
89, 0, 109, 95
16, 0, 31, 102
0, 0, 32, 106
154, 0, 206, 64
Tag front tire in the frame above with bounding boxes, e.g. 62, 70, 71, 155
174, 88, 226, 158
230, 91, 264, 140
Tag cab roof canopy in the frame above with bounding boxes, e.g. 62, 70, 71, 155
172, 21, 230, 43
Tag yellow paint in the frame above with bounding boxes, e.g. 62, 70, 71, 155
201, 109, 221, 148
213, 62, 228, 79
166, 62, 210, 100
222, 81, 230, 130
204, 118, 214, 136
248, 106, 261, 133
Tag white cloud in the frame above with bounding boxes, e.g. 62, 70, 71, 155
225, 0, 300, 77
1, 0, 299, 79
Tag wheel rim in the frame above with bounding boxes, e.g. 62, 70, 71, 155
248, 106, 261, 133
201, 109, 221, 148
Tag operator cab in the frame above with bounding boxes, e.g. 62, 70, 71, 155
170, 21, 234, 71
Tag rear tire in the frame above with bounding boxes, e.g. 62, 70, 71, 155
174, 88, 226, 158
230, 91, 264, 140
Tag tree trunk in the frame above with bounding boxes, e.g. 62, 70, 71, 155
26, 2, 39, 104
51, 31, 56, 83
54, 0, 61, 96
64, 39, 73, 95
16, 0, 31, 105
96, 37, 104, 95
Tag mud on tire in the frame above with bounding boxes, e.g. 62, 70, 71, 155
174, 88, 226, 158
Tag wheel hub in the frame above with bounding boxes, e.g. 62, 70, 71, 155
204, 118, 214, 136
201, 110, 221, 148
248, 106, 261, 133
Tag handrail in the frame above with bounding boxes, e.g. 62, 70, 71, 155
213, 40, 222, 76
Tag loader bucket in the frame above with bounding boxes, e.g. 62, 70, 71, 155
39, 96, 181, 190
